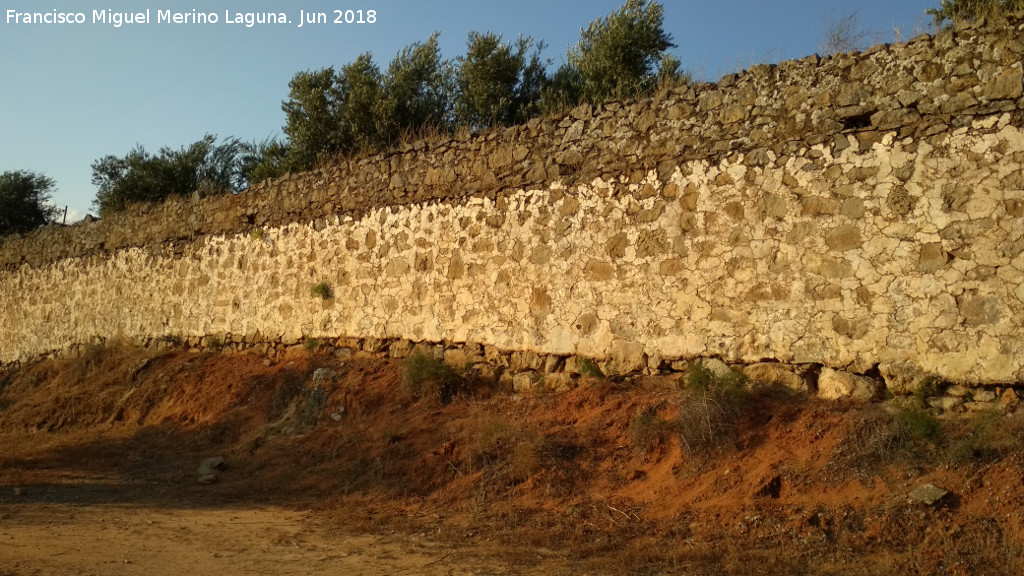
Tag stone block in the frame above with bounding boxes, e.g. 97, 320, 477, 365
983, 68, 1023, 100
927, 396, 962, 411
1000, 389, 1021, 412
543, 355, 563, 373
743, 363, 806, 392
918, 243, 950, 273
512, 371, 541, 393
879, 361, 927, 396
957, 294, 1001, 327
388, 339, 414, 359
544, 373, 576, 393
699, 358, 735, 382
510, 350, 544, 372
824, 225, 862, 251
974, 389, 997, 402
605, 340, 647, 375
817, 368, 879, 401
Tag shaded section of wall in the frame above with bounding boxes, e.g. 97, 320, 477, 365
3, 121, 1022, 387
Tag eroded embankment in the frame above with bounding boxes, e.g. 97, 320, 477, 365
1, 345, 1023, 575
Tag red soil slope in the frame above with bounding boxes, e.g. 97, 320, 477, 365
1, 346, 1022, 575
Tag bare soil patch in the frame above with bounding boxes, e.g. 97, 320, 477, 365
1, 346, 1022, 575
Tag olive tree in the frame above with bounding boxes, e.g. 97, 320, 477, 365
928, 0, 1024, 27
92, 135, 249, 216
0, 170, 59, 236
547, 0, 677, 108
456, 32, 546, 129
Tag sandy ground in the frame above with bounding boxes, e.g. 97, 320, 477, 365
1, 504, 466, 576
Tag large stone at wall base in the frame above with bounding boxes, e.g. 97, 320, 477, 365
543, 373, 576, 393
879, 361, 928, 395
510, 350, 544, 372
512, 371, 541, 393
818, 368, 880, 401
743, 363, 807, 392
1001, 389, 1021, 413
603, 340, 646, 375
388, 339, 414, 359
700, 358, 736, 382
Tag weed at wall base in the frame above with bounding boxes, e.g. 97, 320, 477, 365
402, 351, 465, 403
675, 361, 751, 457
155, 334, 183, 346
577, 357, 604, 378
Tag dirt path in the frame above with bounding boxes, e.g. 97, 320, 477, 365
0, 501, 505, 576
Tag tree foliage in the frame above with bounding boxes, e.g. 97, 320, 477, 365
456, 32, 546, 129
276, 33, 452, 176
92, 135, 249, 216
264, 1, 684, 180
379, 33, 453, 139
550, 0, 677, 107
239, 137, 292, 186
928, 0, 1024, 27
0, 170, 59, 236
282, 67, 347, 171
70, 2, 695, 215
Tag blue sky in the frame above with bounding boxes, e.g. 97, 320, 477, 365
0, 0, 938, 220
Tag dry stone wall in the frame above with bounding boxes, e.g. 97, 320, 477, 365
2, 15, 1024, 393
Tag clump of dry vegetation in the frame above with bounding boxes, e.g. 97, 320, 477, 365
401, 351, 468, 403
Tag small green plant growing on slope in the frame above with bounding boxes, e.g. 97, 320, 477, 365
829, 398, 943, 477
310, 281, 333, 299
944, 409, 1024, 466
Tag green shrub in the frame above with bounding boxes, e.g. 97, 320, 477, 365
577, 357, 605, 378
684, 361, 748, 404
310, 282, 333, 299
301, 386, 327, 427
928, 0, 1024, 28
893, 402, 942, 443
829, 400, 943, 477
303, 338, 322, 352
402, 351, 465, 403
913, 376, 940, 407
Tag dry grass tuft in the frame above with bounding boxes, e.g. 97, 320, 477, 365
401, 351, 466, 404
675, 361, 750, 457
